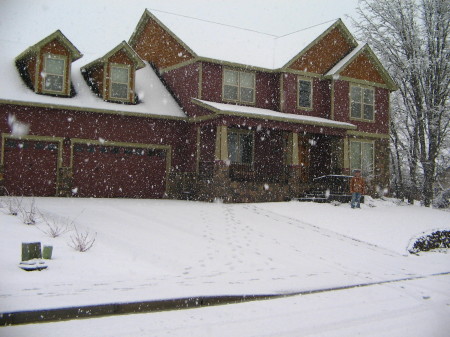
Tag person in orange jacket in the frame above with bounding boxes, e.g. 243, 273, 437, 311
350, 169, 365, 209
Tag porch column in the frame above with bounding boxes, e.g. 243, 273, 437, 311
287, 132, 302, 198
343, 136, 350, 175
214, 125, 228, 162
211, 125, 230, 201
288, 132, 300, 166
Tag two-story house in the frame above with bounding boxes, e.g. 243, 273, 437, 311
0, 9, 396, 202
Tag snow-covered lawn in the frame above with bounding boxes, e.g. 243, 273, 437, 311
1, 197, 449, 336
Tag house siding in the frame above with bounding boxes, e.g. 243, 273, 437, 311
162, 62, 201, 117
281, 74, 331, 119
200, 62, 222, 103
288, 27, 354, 74
340, 53, 386, 85
132, 17, 194, 69
0, 104, 188, 170
333, 80, 389, 135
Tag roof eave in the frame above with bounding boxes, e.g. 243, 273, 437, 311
192, 99, 357, 130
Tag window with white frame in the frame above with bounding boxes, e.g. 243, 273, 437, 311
350, 140, 374, 177
110, 64, 130, 100
223, 69, 255, 104
227, 130, 254, 164
298, 78, 312, 109
43, 53, 66, 93
350, 85, 374, 121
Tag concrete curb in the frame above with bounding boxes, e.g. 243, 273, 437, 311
2, 271, 449, 326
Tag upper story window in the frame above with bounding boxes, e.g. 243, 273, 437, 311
43, 53, 66, 93
110, 64, 130, 100
298, 77, 313, 109
228, 129, 254, 164
350, 85, 374, 121
223, 69, 255, 104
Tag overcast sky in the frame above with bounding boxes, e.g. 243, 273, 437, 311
0, 0, 361, 44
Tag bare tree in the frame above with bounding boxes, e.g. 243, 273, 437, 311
353, 0, 450, 206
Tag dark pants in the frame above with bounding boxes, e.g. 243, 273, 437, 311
351, 192, 362, 208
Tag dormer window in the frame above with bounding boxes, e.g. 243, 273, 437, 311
110, 64, 130, 100
43, 53, 66, 93
15, 30, 82, 97
81, 41, 145, 105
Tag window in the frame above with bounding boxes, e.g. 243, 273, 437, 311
350, 140, 374, 177
350, 85, 374, 121
223, 69, 255, 104
110, 64, 130, 100
298, 78, 312, 109
43, 54, 66, 93
228, 130, 254, 164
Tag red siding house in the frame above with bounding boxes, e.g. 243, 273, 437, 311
0, 9, 396, 202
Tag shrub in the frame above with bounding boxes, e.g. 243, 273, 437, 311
19, 198, 39, 225
38, 211, 74, 238
68, 225, 96, 252
2, 196, 23, 216
408, 230, 450, 253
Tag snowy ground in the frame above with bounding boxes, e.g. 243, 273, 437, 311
0, 197, 449, 336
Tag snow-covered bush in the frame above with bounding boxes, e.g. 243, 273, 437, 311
408, 230, 450, 254
19, 198, 39, 225
68, 225, 96, 252
2, 195, 23, 216
38, 211, 74, 238
433, 189, 450, 209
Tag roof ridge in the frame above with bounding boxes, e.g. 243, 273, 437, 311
148, 8, 278, 38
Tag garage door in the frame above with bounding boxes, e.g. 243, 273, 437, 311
72, 143, 167, 198
2, 138, 59, 196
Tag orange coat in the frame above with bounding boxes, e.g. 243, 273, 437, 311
350, 176, 365, 194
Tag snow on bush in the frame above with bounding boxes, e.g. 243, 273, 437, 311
408, 230, 450, 254
1, 195, 23, 216
38, 211, 74, 238
68, 225, 97, 252
18, 198, 39, 225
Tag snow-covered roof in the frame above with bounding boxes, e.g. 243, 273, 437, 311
193, 99, 356, 130
0, 38, 186, 119
0, 0, 363, 115
141, 10, 346, 70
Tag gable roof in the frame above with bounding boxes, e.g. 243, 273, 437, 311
15, 30, 83, 62
82, 41, 145, 71
130, 10, 354, 71
325, 44, 398, 90
281, 19, 357, 71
